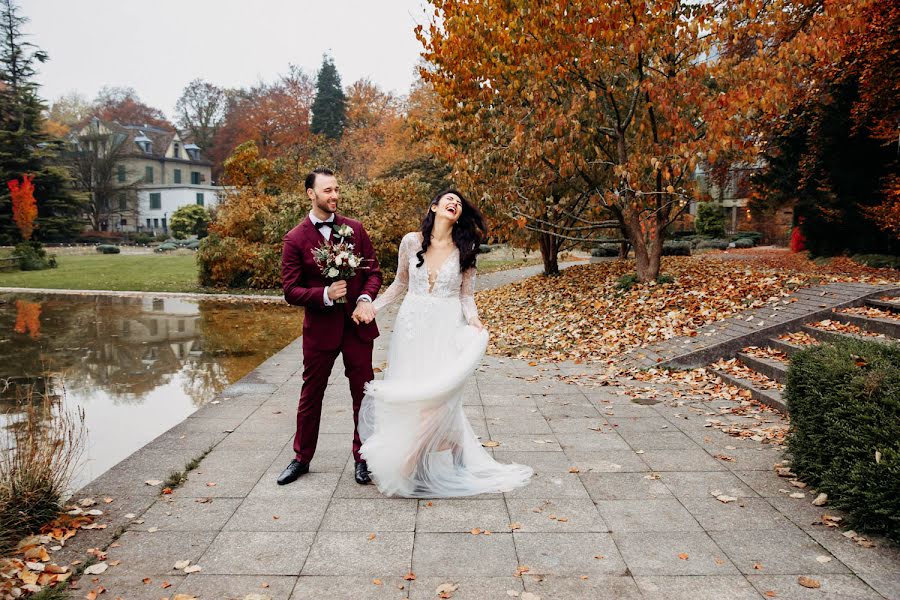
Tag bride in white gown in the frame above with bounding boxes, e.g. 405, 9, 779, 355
358, 189, 533, 497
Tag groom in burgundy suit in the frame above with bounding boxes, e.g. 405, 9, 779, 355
277, 167, 383, 486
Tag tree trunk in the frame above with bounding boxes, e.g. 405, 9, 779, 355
627, 213, 663, 283
538, 230, 560, 275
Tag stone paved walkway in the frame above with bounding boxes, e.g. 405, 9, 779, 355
66, 262, 899, 600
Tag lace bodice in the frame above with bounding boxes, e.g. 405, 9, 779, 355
373, 232, 479, 323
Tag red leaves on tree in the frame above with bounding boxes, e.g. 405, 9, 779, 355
8, 174, 38, 240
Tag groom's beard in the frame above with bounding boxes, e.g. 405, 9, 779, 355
313, 193, 338, 214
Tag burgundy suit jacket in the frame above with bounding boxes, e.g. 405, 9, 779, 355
281, 214, 383, 352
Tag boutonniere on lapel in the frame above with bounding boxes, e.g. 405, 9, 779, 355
334, 223, 354, 240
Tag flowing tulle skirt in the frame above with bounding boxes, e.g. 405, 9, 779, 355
359, 294, 533, 497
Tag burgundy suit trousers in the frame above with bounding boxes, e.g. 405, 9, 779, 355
293, 317, 374, 464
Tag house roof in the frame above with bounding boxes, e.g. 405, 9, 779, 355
100, 120, 212, 166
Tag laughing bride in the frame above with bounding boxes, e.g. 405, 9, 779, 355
356, 188, 533, 497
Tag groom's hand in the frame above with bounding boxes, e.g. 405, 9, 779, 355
352, 301, 376, 325
327, 280, 347, 302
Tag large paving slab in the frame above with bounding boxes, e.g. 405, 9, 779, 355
61, 263, 899, 599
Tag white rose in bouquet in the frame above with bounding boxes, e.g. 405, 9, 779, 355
327, 267, 339, 278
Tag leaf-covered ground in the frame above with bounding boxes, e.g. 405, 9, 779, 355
477, 252, 899, 362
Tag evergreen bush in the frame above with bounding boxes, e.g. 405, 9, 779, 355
786, 339, 900, 541
695, 202, 726, 237
13, 241, 56, 270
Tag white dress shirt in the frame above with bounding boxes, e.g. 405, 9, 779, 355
309, 211, 371, 307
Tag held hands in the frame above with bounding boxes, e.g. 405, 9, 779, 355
351, 300, 376, 325
327, 280, 348, 302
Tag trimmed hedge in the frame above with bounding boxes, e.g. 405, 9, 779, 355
696, 238, 730, 250
591, 244, 620, 258
786, 339, 900, 542
662, 241, 691, 256
732, 238, 755, 249
733, 231, 763, 243
95, 244, 120, 254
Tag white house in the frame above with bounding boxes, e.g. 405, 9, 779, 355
115, 123, 222, 235
75, 119, 223, 236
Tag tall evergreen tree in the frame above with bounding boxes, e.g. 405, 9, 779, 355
310, 55, 347, 140
0, 0, 82, 244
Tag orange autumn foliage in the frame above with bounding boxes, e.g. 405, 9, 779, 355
8, 174, 38, 240
418, 0, 874, 281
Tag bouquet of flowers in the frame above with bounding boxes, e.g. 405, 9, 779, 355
311, 224, 364, 304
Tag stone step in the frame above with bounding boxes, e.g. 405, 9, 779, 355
712, 369, 787, 413
830, 310, 900, 339
736, 352, 789, 384
866, 298, 900, 313
801, 324, 892, 346
765, 336, 811, 357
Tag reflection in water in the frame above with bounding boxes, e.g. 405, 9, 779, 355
0, 293, 303, 489
14, 300, 41, 339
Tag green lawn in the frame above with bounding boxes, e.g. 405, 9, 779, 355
0, 254, 205, 292
0, 252, 550, 294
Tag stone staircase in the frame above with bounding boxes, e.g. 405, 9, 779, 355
707, 292, 900, 412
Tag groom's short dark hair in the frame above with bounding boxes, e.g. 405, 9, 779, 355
305, 167, 335, 191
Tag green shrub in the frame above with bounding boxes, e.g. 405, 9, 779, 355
852, 254, 900, 270
617, 272, 674, 290
732, 237, 755, 249
733, 231, 763, 243
592, 244, 620, 258
155, 242, 178, 253
13, 241, 56, 271
696, 238, 729, 250
695, 202, 726, 237
786, 339, 900, 542
170, 205, 211, 239
616, 273, 639, 290
478, 244, 492, 254
95, 244, 120, 254
662, 241, 691, 256
131, 234, 154, 245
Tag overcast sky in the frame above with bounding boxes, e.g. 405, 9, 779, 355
28, 0, 431, 119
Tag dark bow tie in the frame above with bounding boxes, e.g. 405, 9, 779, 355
315, 220, 336, 231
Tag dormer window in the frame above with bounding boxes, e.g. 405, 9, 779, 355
134, 132, 152, 154
184, 143, 200, 161
173, 143, 181, 159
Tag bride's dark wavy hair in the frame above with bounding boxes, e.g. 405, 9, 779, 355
416, 188, 486, 272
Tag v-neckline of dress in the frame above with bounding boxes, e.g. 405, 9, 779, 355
419, 234, 458, 294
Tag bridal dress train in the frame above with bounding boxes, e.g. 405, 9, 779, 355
358, 232, 533, 497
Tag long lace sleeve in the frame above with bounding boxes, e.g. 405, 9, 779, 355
373, 233, 413, 312
460, 266, 479, 324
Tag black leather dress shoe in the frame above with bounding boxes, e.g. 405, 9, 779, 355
354, 461, 371, 485
276, 459, 309, 485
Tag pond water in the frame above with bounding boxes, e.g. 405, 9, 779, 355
0, 293, 302, 490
